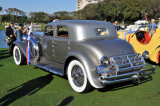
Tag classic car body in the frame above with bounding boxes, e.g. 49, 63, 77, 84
12, 20, 155, 93
118, 28, 160, 64
125, 20, 148, 31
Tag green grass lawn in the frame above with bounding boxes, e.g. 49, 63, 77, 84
0, 48, 160, 106
0, 25, 5, 31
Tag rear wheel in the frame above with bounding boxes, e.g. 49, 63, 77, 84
13, 46, 26, 65
67, 60, 92, 93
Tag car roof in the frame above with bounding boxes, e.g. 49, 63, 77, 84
47, 20, 112, 27
46, 20, 117, 41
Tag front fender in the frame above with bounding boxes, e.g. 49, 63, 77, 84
13, 41, 27, 57
67, 51, 103, 88
22, 35, 40, 64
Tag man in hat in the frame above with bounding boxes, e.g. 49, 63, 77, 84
148, 19, 157, 37
5, 21, 17, 53
158, 18, 160, 28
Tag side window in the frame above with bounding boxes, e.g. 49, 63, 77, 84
45, 25, 53, 36
57, 26, 69, 37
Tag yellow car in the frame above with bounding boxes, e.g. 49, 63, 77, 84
118, 28, 160, 64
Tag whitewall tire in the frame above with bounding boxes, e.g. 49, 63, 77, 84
13, 46, 25, 65
67, 60, 91, 93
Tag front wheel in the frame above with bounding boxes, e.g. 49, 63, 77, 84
13, 46, 26, 65
67, 60, 92, 93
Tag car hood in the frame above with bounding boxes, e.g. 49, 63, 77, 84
79, 38, 135, 57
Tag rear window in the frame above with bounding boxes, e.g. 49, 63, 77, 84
95, 28, 109, 36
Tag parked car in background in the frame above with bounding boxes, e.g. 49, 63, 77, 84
123, 20, 148, 31
11, 20, 155, 93
118, 28, 160, 64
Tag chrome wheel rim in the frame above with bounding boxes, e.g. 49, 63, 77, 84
15, 49, 20, 62
71, 65, 84, 87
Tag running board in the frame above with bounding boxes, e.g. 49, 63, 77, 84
35, 64, 63, 76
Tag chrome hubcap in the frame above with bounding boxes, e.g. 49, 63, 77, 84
15, 49, 20, 62
71, 65, 84, 87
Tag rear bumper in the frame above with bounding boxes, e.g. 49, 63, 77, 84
101, 65, 156, 85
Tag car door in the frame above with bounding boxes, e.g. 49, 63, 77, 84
43, 25, 56, 60
53, 26, 69, 63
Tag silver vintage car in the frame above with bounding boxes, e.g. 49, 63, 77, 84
12, 20, 155, 93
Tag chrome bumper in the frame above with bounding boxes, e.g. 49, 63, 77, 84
101, 65, 156, 85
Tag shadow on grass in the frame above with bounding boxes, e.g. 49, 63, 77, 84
145, 59, 157, 65
58, 96, 74, 106
0, 49, 11, 61
0, 50, 8, 53
98, 77, 153, 92
0, 74, 53, 106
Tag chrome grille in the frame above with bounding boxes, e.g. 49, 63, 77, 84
110, 54, 146, 75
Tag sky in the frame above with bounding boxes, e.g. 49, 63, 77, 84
0, 0, 77, 15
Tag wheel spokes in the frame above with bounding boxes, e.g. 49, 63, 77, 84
15, 49, 20, 62
71, 65, 84, 87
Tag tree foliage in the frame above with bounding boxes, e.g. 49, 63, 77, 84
79, 0, 143, 22
4, 8, 26, 23
1, 0, 160, 24
80, 3, 100, 20
5, 8, 25, 16
29, 12, 50, 23
74, 0, 160, 23
52, 11, 73, 20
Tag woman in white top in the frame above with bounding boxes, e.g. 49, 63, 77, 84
28, 22, 33, 35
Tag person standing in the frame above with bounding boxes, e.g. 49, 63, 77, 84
114, 21, 121, 31
19, 24, 27, 41
53, 19, 59, 22
28, 22, 33, 35
5, 21, 17, 47
158, 18, 160, 28
148, 19, 157, 37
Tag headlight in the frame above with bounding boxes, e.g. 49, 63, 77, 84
142, 51, 149, 59
101, 56, 110, 66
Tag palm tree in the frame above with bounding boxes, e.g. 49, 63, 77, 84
0, 7, 3, 15
0, 7, 2, 11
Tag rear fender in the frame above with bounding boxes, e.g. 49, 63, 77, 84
66, 51, 103, 88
